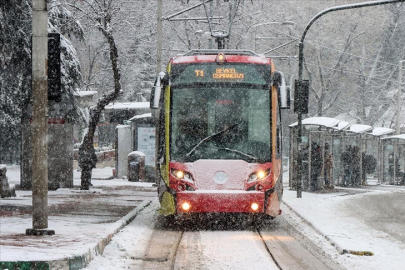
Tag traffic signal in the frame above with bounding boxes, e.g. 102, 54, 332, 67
48, 33, 61, 102
294, 80, 309, 114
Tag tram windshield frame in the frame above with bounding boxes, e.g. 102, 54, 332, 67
169, 63, 272, 163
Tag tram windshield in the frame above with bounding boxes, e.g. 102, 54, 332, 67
171, 86, 271, 163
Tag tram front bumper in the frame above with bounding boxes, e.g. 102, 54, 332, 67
176, 190, 265, 214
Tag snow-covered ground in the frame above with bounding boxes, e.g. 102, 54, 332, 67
2, 166, 405, 269
282, 187, 405, 270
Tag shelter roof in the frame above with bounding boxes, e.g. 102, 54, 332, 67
381, 134, 405, 140
290, 117, 398, 136
115, 124, 131, 130
74, 91, 98, 97
128, 113, 152, 121
335, 120, 350, 130
370, 127, 395, 137
346, 124, 373, 134
289, 117, 340, 128
105, 102, 150, 110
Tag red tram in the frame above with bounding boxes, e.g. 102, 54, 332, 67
150, 50, 289, 219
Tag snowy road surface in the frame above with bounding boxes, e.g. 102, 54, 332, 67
83, 200, 341, 270
83, 185, 405, 270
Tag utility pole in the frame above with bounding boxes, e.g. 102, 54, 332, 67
208, 0, 213, 49
156, 0, 163, 74
397, 60, 404, 134
295, 0, 405, 198
27, 0, 54, 235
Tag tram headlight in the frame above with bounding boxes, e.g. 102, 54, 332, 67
248, 169, 270, 182
171, 169, 194, 182
216, 52, 226, 64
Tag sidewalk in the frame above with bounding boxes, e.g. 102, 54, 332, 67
281, 183, 405, 270
0, 166, 157, 270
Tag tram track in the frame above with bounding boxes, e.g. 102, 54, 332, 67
256, 229, 283, 270
137, 212, 342, 270
169, 231, 184, 270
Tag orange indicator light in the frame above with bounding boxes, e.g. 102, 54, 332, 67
182, 202, 191, 211
251, 203, 259, 211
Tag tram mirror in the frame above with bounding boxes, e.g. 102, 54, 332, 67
272, 71, 290, 109
150, 71, 168, 110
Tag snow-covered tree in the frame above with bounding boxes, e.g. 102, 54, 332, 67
0, 0, 84, 165
0, 1, 32, 164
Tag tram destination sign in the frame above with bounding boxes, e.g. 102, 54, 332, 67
172, 63, 270, 85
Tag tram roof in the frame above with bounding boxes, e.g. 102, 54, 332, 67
171, 50, 271, 65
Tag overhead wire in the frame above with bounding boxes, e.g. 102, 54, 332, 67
265, 26, 400, 68
234, 28, 402, 85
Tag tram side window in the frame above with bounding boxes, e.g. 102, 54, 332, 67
247, 92, 270, 145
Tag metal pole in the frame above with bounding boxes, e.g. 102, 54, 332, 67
208, 0, 213, 49
156, 0, 163, 74
27, 0, 54, 235
296, 0, 405, 198
396, 60, 404, 134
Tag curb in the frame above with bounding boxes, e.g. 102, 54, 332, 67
1, 200, 152, 270
91, 176, 114, 180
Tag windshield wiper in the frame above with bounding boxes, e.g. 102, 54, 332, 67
215, 147, 258, 161
185, 124, 238, 160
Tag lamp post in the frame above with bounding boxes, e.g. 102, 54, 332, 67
295, 0, 405, 198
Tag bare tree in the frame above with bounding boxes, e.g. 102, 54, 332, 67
357, 3, 405, 125
66, 0, 123, 190
303, 24, 364, 117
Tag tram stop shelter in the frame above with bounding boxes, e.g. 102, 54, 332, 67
380, 134, 405, 185
289, 117, 395, 192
